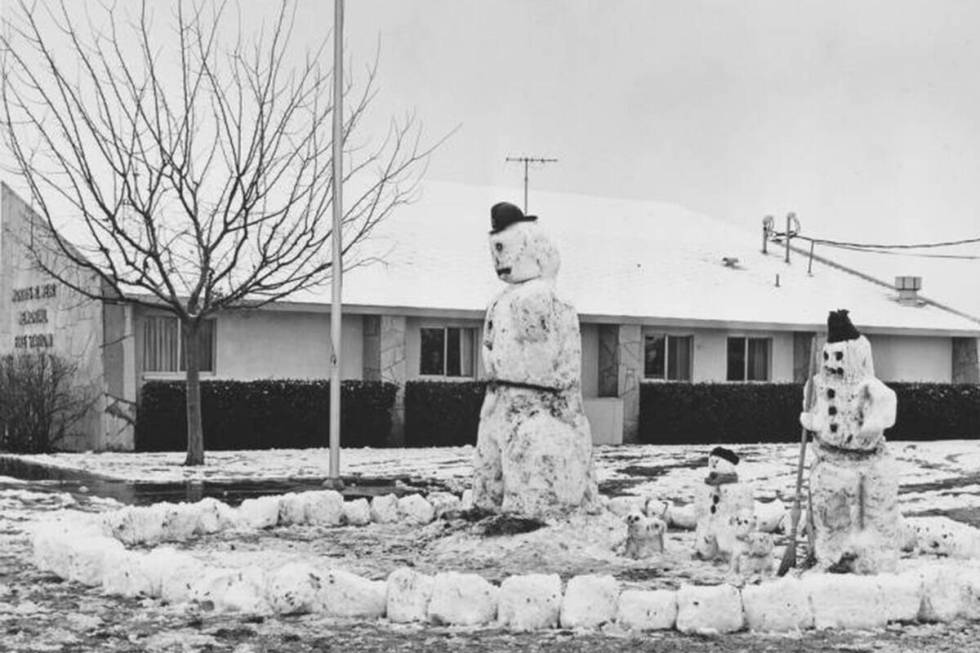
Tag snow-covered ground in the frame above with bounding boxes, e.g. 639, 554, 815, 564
7, 440, 980, 517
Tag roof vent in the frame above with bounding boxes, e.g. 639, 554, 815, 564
722, 257, 740, 268
895, 276, 922, 305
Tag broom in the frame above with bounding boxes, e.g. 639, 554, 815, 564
778, 335, 820, 576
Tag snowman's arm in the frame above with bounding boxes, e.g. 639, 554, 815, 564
799, 376, 826, 432
857, 378, 897, 434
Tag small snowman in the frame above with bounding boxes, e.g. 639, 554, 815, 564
693, 446, 755, 561
800, 309, 900, 574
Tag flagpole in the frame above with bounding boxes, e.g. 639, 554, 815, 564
328, 0, 344, 483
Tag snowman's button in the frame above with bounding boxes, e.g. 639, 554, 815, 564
828, 406, 837, 416
827, 389, 836, 399
830, 423, 838, 433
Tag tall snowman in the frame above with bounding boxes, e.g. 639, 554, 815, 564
472, 202, 599, 518
800, 310, 901, 574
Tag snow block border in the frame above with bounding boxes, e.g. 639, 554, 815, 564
28, 493, 980, 634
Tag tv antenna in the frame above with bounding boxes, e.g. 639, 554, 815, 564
505, 156, 558, 213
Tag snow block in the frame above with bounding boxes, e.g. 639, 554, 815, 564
103, 505, 166, 546
675, 584, 744, 634
428, 572, 498, 626
426, 491, 461, 518
754, 500, 787, 534
398, 494, 435, 525
616, 589, 678, 631
386, 567, 435, 623
102, 551, 155, 598
908, 516, 980, 558
314, 568, 387, 618
666, 503, 698, 530
190, 567, 269, 613
154, 549, 208, 603
237, 496, 281, 529
497, 573, 562, 631
278, 493, 308, 526
343, 498, 372, 526
607, 496, 643, 517
560, 574, 620, 629
741, 577, 813, 632
370, 494, 400, 523
305, 491, 344, 527
959, 567, 980, 620
32, 521, 80, 578
874, 572, 923, 623
194, 498, 237, 535
803, 574, 887, 629
66, 536, 127, 586
266, 562, 323, 615
917, 563, 966, 622
160, 502, 202, 541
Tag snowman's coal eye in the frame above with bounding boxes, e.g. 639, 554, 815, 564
495, 243, 503, 252
835, 351, 843, 361
823, 351, 829, 361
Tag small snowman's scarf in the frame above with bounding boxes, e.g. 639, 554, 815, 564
704, 471, 739, 486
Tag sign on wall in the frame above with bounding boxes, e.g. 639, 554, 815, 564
11, 282, 57, 349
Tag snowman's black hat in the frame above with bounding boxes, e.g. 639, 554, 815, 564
709, 446, 739, 466
490, 201, 537, 234
827, 309, 861, 343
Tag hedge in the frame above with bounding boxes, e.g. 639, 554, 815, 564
136, 379, 398, 451
404, 380, 487, 447
639, 382, 980, 444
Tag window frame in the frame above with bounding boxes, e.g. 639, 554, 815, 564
418, 323, 479, 380
642, 331, 694, 382
141, 314, 217, 378
725, 335, 772, 382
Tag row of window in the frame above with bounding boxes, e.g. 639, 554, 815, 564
139, 320, 772, 382
417, 327, 772, 382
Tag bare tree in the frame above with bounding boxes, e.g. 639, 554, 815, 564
1, 0, 443, 464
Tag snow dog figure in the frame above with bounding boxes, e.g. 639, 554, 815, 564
624, 511, 667, 559
693, 447, 754, 561
800, 310, 900, 574
472, 202, 598, 518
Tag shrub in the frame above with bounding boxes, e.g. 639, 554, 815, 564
404, 380, 487, 447
639, 381, 980, 444
0, 352, 93, 453
136, 379, 398, 451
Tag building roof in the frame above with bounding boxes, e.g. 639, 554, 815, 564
284, 181, 980, 337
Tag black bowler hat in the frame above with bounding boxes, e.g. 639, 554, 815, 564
490, 201, 537, 234
827, 309, 861, 343
709, 446, 740, 466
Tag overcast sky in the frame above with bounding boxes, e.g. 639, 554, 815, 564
322, 0, 980, 246
4, 0, 980, 248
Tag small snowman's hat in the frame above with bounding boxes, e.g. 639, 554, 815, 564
490, 201, 537, 234
827, 309, 861, 343
709, 446, 739, 466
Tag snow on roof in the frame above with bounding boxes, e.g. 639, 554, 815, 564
287, 181, 979, 336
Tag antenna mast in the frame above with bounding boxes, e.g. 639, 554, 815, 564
505, 156, 558, 212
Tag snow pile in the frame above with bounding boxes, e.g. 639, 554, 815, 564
616, 589, 677, 631
497, 574, 562, 631
908, 516, 980, 558
675, 584, 744, 634
560, 574, 619, 629
427, 572, 498, 626
386, 567, 435, 623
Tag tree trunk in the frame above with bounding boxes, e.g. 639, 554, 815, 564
183, 319, 205, 466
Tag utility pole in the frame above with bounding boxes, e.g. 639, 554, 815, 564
505, 156, 558, 213
327, 0, 344, 487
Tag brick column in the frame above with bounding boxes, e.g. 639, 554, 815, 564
952, 337, 980, 384
617, 324, 643, 443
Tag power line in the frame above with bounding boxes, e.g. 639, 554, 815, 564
794, 234, 980, 250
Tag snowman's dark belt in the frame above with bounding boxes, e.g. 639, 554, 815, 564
487, 379, 562, 394
814, 439, 883, 460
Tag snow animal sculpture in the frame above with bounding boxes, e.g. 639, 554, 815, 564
693, 447, 755, 561
800, 310, 900, 574
728, 509, 775, 580
624, 511, 667, 559
471, 201, 599, 518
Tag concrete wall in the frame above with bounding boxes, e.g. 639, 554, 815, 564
0, 184, 107, 451
866, 334, 952, 382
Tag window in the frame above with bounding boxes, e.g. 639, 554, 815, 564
143, 316, 215, 373
727, 337, 770, 381
644, 334, 692, 381
420, 327, 476, 377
